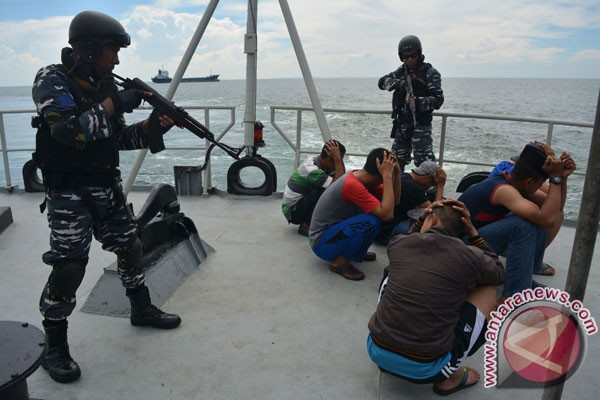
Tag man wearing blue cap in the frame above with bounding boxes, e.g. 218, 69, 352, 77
458, 142, 576, 302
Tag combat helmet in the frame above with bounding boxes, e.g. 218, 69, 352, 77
398, 35, 422, 60
68, 11, 130, 63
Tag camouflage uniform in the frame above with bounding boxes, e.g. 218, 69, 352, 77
378, 62, 444, 167
33, 49, 148, 320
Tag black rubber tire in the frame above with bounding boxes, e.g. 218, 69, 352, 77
227, 156, 276, 196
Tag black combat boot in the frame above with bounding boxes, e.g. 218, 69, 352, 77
126, 285, 181, 329
41, 319, 81, 383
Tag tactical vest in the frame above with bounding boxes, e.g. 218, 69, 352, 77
392, 62, 434, 125
32, 65, 120, 188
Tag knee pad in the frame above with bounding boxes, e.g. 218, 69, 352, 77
48, 258, 88, 299
41, 258, 88, 319
116, 236, 142, 268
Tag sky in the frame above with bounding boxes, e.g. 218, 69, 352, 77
0, 0, 599, 87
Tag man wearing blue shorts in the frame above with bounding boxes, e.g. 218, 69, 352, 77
309, 148, 401, 280
367, 200, 503, 395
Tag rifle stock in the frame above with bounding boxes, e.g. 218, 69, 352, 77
403, 65, 417, 127
112, 73, 243, 163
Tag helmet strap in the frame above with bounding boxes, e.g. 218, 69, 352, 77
60, 47, 102, 92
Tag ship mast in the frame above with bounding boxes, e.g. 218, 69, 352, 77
124, 0, 332, 194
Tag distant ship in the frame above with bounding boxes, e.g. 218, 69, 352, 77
151, 68, 220, 83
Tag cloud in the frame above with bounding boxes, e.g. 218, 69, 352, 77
0, 44, 45, 70
0, 0, 599, 86
574, 49, 600, 59
454, 36, 566, 63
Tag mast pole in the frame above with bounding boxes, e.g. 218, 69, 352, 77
123, 0, 221, 195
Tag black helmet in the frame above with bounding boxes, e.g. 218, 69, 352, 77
398, 35, 422, 60
68, 11, 130, 63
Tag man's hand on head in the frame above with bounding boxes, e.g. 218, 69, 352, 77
560, 152, 576, 178
324, 140, 342, 160
445, 199, 478, 238
536, 142, 556, 158
376, 150, 397, 179
542, 155, 565, 177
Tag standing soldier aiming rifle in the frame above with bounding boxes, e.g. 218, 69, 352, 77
378, 35, 444, 168
32, 10, 181, 383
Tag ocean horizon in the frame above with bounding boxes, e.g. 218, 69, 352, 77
1, 77, 598, 220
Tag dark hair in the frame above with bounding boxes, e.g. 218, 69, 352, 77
363, 148, 388, 176
432, 204, 464, 238
320, 140, 346, 158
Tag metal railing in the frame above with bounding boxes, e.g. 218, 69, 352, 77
1, 105, 593, 192
270, 105, 593, 174
0, 106, 236, 190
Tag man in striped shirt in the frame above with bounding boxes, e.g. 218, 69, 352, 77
282, 140, 346, 236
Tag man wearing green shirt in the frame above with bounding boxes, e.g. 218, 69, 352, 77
282, 140, 346, 236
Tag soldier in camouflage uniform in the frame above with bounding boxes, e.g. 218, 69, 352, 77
32, 11, 181, 383
378, 35, 444, 168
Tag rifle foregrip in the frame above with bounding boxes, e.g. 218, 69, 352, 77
113, 73, 242, 161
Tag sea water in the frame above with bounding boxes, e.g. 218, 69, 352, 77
1, 77, 598, 220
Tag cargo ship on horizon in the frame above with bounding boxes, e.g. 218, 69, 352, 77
151, 68, 220, 83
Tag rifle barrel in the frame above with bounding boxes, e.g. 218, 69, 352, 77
111, 73, 243, 161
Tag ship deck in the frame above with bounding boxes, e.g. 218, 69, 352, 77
0, 189, 598, 400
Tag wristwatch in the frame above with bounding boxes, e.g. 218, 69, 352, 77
549, 176, 562, 185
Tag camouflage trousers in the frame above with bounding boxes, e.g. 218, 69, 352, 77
391, 121, 436, 167
39, 186, 145, 320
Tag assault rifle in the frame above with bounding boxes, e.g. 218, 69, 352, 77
112, 73, 244, 168
403, 65, 417, 127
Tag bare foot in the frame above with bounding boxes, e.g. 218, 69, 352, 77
434, 366, 480, 393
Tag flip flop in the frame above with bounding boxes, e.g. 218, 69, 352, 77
329, 262, 365, 281
432, 367, 477, 396
533, 262, 555, 276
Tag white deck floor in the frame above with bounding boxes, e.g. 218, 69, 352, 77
0, 189, 598, 400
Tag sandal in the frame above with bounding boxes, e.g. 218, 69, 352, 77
329, 262, 365, 281
297, 225, 309, 237
533, 262, 555, 276
433, 367, 477, 396
363, 252, 377, 262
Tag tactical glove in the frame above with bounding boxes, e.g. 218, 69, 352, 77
146, 109, 172, 154
383, 78, 404, 91
110, 89, 145, 114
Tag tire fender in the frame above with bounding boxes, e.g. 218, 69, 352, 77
227, 156, 276, 196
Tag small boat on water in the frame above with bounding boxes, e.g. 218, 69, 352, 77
151, 68, 220, 83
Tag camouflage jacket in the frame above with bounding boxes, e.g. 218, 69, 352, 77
32, 49, 147, 185
378, 61, 444, 125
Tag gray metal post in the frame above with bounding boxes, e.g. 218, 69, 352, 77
123, 0, 221, 195
542, 90, 600, 399
278, 0, 332, 141
0, 113, 12, 188
243, 0, 258, 149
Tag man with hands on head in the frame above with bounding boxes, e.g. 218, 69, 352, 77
459, 142, 576, 301
367, 199, 504, 396
377, 160, 447, 244
309, 148, 401, 280
282, 139, 346, 236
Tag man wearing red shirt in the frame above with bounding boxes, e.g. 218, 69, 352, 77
309, 148, 401, 280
